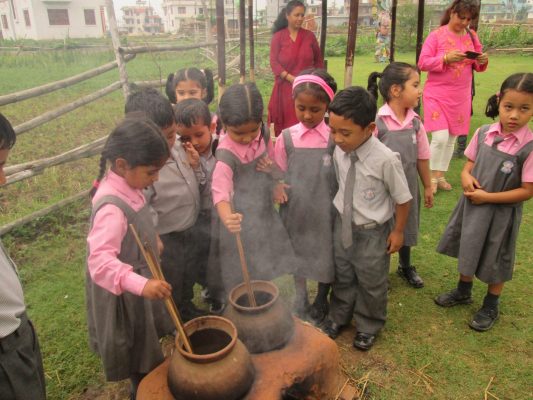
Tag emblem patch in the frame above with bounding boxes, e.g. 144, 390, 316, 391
322, 154, 332, 167
362, 188, 376, 201
500, 160, 514, 174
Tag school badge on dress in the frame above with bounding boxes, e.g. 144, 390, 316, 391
362, 188, 376, 201
500, 160, 514, 174
322, 153, 332, 167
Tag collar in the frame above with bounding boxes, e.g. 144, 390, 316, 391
486, 122, 532, 146
225, 130, 263, 159
105, 170, 145, 204
378, 104, 419, 127
293, 120, 330, 142
346, 135, 375, 163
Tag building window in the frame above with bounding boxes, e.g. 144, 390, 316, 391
48, 9, 70, 26
178, 7, 186, 14
1, 15, 8, 30
198, 8, 204, 14
84, 9, 96, 25
23, 9, 31, 27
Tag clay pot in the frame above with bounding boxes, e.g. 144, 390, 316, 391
223, 280, 295, 354
167, 316, 255, 400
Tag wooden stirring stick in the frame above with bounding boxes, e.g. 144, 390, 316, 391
129, 224, 194, 354
230, 201, 257, 307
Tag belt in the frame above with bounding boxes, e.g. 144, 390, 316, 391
0, 312, 29, 353
352, 221, 379, 230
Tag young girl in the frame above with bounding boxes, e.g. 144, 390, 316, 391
435, 73, 533, 331
86, 116, 172, 398
165, 67, 215, 105
211, 83, 296, 295
273, 68, 337, 321
367, 62, 434, 289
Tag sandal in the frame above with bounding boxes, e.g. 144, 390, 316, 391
431, 178, 438, 195
437, 177, 452, 191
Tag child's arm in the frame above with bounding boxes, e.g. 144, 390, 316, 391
216, 201, 243, 233
387, 201, 410, 254
417, 159, 433, 208
461, 159, 482, 192
142, 279, 172, 300
464, 182, 533, 205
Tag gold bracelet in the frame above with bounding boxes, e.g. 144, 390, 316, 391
444, 54, 448, 64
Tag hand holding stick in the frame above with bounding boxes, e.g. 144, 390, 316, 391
129, 224, 194, 353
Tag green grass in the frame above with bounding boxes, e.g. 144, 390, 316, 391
1, 49, 532, 399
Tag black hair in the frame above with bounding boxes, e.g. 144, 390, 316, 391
272, 0, 306, 34
90, 116, 170, 198
175, 98, 212, 128
218, 83, 264, 127
328, 86, 377, 128
485, 72, 533, 119
165, 67, 215, 105
0, 113, 16, 150
124, 87, 174, 129
293, 68, 338, 106
367, 62, 418, 102
440, 0, 479, 26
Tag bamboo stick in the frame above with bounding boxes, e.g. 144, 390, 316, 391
129, 224, 194, 354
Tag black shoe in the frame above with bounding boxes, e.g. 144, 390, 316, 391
434, 288, 473, 307
397, 265, 424, 288
353, 332, 376, 351
179, 302, 207, 322
320, 318, 343, 339
308, 301, 328, 325
469, 306, 499, 332
209, 300, 226, 315
453, 149, 465, 159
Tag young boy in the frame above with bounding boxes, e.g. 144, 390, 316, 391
174, 99, 225, 313
125, 88, 206, 322
320, 87, 412, 351
0, 113, 47, 399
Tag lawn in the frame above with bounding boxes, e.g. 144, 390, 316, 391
0, 47, 532, 399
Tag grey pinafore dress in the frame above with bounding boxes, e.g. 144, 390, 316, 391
437, 125, 533, 283
86, 195, 171, 381
279, 128, 336, 283
376, 117, 421, 246
213, 130, 296, 294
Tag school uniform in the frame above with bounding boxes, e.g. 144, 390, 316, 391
211, 126, 296, 295
144, 141, 203, 308
0, 241, 46, 400
274, 121, 336, 283
87, 171, 171, 381
437, 123, 533, 284
374, 105, 430, 246
329, 136, 412, 334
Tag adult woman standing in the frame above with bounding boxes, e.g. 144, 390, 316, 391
268, 0, 324, 137
418, 0, 488, 193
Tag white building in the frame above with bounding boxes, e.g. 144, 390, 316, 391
122, 1, 163, 34
0, 0, 107, 40
162, 0, 239, 34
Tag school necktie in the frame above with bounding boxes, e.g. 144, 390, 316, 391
492, 135, 504, 148
342, 152, 358, 249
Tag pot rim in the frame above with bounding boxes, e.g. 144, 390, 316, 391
228, 280, 279, 313
175, 315, 238, 363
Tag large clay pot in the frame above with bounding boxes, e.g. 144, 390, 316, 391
167, 316, 255, 400
223, 280, 295, 354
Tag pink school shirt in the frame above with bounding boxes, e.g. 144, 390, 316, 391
274, 120, 330, 172
212, 131, 276, 205
373, 104, 431, 160
465, 122, 533, 182
87, 170, 148, 296
418, 25, 488, 135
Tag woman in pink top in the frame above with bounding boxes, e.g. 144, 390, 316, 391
368, 62, 433, 289
418, 0, 488, 194
210, 83, 296, 296
86, 116, 171, 398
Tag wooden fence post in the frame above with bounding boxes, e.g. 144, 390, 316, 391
344, 0, 360, 88
105, 0, 130, 99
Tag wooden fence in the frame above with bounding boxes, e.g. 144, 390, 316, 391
0, 0, 244, 236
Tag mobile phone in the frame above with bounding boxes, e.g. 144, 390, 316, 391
465, 51, 481, 60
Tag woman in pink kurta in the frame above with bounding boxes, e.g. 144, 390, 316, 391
418, 0, 488, 193
268, 0, 324, 137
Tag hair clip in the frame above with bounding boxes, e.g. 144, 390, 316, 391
92, 180, 100, 189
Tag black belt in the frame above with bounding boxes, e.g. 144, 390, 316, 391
0, 312, 29, 353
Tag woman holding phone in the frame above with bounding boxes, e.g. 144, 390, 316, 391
418, 0, 488, 194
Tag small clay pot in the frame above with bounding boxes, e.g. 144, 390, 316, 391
223, 280, 295, 354
167, 316, 255, 400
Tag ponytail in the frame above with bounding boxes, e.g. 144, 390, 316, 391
367, 72, 382, 101
202, 68, 215, 105
484, 94, 499, 119
165, 73, 177, 104
90, 155, 108, 199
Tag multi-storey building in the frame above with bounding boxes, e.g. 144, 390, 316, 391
121, 0, 163, 35
162, 0, 238, 34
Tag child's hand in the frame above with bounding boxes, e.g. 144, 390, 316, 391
156, 235, 164, 255
142, 279, 172, 300
223, 212, 243, 233
423, 186, 434, 208
256, 155, 275, 173
461, 171, 482, 193
273, 182, 290, 204
387, 230, 404, 254
464, 189, 489, 205
183, 142, 200, 169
